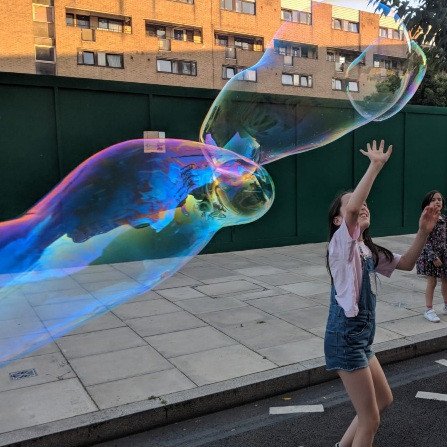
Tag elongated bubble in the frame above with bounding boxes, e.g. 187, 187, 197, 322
0, 139, 274, 365
200, 1, 426, 165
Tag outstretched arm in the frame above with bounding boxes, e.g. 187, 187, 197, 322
397, 205, 440, 271
345, 140, 393, 234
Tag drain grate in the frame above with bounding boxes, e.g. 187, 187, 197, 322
9, 368, 38, 381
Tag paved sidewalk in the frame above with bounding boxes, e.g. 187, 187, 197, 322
1, 235, 447, 447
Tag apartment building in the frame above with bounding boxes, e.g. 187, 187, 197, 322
0, 0, 408, 99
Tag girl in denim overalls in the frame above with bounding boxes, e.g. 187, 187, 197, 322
324, 140, 439, 447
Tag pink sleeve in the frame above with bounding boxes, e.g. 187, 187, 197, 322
330, 220, 360, 260
376, 252, 401, 277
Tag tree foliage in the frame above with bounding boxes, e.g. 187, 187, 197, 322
371, 1, 447, 106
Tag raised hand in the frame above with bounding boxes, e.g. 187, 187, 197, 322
359, 140, 393, 166
419, 203, 440, 236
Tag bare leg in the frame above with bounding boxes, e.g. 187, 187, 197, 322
339, 356, 393, 447
338, 366, 379, 447
441, 277, 447, 305
425, 276, 437, 308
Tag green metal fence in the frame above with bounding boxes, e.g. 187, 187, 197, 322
0, 72, 446, 255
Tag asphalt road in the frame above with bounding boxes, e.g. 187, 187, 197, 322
95, 350, 447, 447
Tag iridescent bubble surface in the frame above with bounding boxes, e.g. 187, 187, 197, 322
200, 1, 426, 165
0, 139, 274, 365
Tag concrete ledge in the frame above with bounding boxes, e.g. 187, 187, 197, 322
1, 329, 447, 447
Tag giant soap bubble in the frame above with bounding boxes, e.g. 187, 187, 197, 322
0, 1, 426, 366
0, 140, 274, 365
200, 1, 426, 164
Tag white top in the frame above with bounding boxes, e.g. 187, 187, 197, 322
328, 220, 401, 317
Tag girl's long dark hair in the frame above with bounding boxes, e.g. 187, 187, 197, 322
326, 191, 394, 281
421, 190, 445, 211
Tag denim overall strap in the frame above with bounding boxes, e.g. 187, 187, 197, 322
358, 256, 377, 313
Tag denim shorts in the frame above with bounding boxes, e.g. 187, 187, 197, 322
324, 307, 375, 372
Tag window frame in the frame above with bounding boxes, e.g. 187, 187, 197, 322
221, 0, 256, 15
77, 50, 124, 68
157, 58, 197, 76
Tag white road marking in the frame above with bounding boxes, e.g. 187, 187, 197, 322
435, 359, 447, 367
269, 405, 324, 415
416, 392, 447, 402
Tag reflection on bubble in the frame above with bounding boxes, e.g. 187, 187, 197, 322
200, 1, 426, 165
0, 139, 274, 365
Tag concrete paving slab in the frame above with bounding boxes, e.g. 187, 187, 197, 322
24, 287, 94, 306
194, 280, 264, 296
87, 368, 196, 409
279, 280, 330, 296
18, 277, 81, 295
380, 315, 447, 336
0, 318, 47, 339
153, 274, 202, 290
71, 270, 132, 285
156, 286, 207, 301
69, 346, 172, 386
34, 299, 106, 321
178, 266, 238, 282
258, 337, 325, 366
0, 378, 96, 434
276, 305, 331, 330
126, 311, 207, 338
112, 299, 180, 320
199, 306, 273, 327
175, 296, 247, 314
56, 327, 146, 359
217, 318, 314, 350
234, 266, 288, 277
169, 345, 276, 386
235, 288, 286, 301
46, 313, 126, 337
146, 326, 237, 358
0, 352, 74, 392
249, 272, 312, 286
248, 294, 319, 313
375, 300, 418, 323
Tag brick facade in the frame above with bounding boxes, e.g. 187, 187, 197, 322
0, 1, 409, 99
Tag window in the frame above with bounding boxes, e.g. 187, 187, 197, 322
66, 11, 130, 33
348, 81, 359, 92
380, 27, 403, 40
373, 55, 404, 71
35, 46, 55, 62
33, 5, 53, 22
235, 36, 263, 51
216, 34, 228, 46
222, 66, 256, 81
157, 58, 197, 76
281, 9, 311, 25
348, 22, 359, 33
275, 41, 317, 59
98, 18, 123, 33
76, 15, 90, 28
282, 74, 313, 88
79, 51, 95, 65
147, 24, 166, 38
333, 18, 359, 33
242, 69, 256, 82
147, 23, 202, 43
65, 13, 74, 26
326, 51, 336, 62
333, 18, 342, 30
78, 51, 124, 68
221, 0, 256, 15
332, 78, 342, 91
